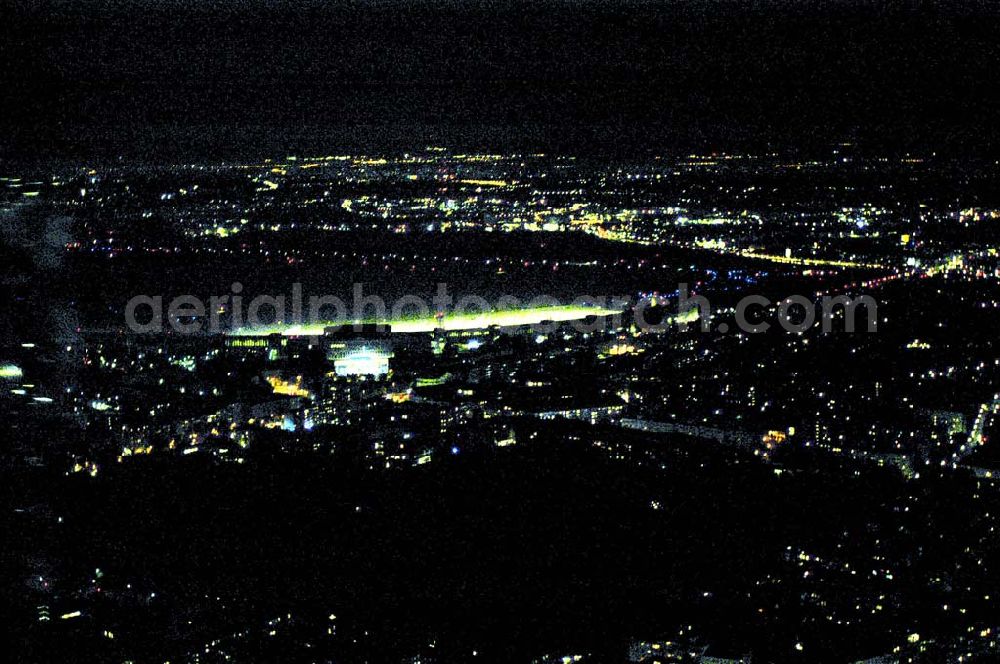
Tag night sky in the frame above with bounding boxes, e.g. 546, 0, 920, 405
3, 0, 999, 158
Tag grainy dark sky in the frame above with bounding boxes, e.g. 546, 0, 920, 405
2, 0, 999, 158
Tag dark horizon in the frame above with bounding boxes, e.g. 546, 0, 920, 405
3, 0, 1000, 160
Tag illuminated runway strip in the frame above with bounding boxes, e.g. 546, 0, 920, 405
231, 305, 623, 336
